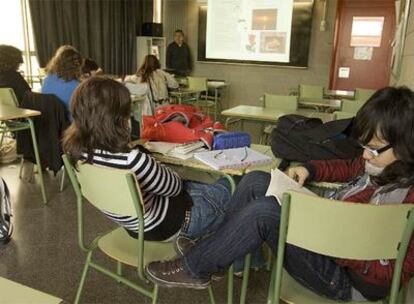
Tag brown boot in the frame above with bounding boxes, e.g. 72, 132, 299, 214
146, 258, 210, 289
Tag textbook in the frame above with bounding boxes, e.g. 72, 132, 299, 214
145, 141, 207, 160
265, 168, 317, 205
194, 147, 272, 170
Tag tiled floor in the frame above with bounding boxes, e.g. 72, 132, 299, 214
0, 161, 271, 304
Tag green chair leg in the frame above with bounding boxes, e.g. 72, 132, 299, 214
267, 258, 277, 304
59, 168, 65, 192
227, 264, 234, 304
74, 250, 93, 304
151, 284, 159, 304
266, 246, 273, 271
28, 118, 47, 204
239, 254, 252, 304
117, 261, 122, 283
208, 285, 216, 304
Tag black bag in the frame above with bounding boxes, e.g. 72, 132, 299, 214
0, 177, 12, 244
270, 115, 362, 170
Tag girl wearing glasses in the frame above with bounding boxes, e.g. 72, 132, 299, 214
147, 86, 414, 302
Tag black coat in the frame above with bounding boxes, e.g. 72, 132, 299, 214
0, 70, 31, 104
17, 92, 70, 174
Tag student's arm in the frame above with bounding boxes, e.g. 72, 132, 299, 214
128, 149, 182, 197
124, 82, 149, 96
163, 71, 179, 89
303, 157, 365, 183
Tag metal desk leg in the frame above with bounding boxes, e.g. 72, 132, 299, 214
28, 118, 47, 204
214, 88, 218, 121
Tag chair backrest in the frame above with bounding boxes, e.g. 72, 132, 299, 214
341, 99, 365, 114
264, 94, 298, 111
188, 76, 208, 92
354, 88, 375, 102
62, 155, 144, 218
333, 111, 355, 120
298, 84, 324, 100
0, 88, 19, 107
283, 191, 413, 260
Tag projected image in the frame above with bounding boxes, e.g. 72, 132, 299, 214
260, 32, 286, 53
245, 33, 257, 52
252, 9, 278, 30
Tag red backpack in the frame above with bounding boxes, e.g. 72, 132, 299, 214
141, 105, 220, 149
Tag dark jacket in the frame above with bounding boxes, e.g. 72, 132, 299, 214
166, 42, 192, 75
0, 70, 31, 104
17, 92, 70, 174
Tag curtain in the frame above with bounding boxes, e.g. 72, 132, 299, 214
29, 0, 153, 75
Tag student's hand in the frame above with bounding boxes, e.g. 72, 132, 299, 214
285, 166, 310, 186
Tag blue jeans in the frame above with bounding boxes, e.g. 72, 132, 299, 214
183, 171, 353, 301
182, 178, 265, 270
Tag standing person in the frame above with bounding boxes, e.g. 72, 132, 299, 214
41, 45, 82, 115
166, 29, 192, 76
0, 45, 31, 104
146, 87, 414, 302
124, 55, 178, 115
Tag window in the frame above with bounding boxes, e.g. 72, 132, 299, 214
350, 16, 385, 47
0, 0, 40, 88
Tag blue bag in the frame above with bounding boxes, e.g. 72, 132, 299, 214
213, 132, 251, 150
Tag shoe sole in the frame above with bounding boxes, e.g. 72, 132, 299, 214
145, 266, 210, 290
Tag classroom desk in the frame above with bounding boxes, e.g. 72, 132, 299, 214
324, 89, 355, 100
221, 105, 334, 129
298, 99, 342, 112
0, 106, 47, 204
0, 277, 62, 304
169, 88, 204, 104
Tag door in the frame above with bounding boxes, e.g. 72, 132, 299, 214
330, 0, 395, 90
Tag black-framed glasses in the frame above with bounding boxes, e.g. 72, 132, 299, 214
359, 142, 392, 157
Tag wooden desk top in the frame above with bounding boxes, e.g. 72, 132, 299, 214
299, 99, 342, 109
221, 105, 334, 123
0, 105, 41, 120
324, 89, 355, 100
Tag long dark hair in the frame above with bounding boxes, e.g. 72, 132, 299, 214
46, 45, 82, 81
63, 76, 132, 164
136, 55, 160, 83
353, 86, 414, 187
0, 45, 23, 73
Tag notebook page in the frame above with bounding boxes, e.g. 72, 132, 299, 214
266, 168, 317, 205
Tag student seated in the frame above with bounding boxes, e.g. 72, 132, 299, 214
63, 76, 236, 244
124, 55, 178, 115
146, 86, 414, 302
41, 45, 82, 116
0, 44, 31, 104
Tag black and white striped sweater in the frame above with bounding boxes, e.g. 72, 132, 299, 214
84, 149, 183, 234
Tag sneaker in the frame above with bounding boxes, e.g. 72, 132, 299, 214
174, 235, 196, 256
146, 259, 210, 289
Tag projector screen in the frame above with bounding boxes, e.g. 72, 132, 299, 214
206, 0, 294, 63
198, 0, 315, 67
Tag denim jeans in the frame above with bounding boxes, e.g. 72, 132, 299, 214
183, 171, 353, 301
182, 178, 266, 270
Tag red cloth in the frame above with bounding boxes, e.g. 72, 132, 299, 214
309, 157, 414, 287
141, 104, 216, 148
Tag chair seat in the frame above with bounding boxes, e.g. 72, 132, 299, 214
281, 270, 381, 304
0, 277, 61, 304
98, 227, 177, 267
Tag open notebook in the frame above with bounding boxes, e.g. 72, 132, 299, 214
194, 147, 272, 170
265, 168, 317, 205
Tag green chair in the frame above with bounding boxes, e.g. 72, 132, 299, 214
62, 155, 217, 304
0, 88, 19, 106
187, 76, 218, 118
268, 191, 414, 304
298, 84, 324, 101
0, 277, 61, 304
334, 110, 355, 120
355, 88, 375, 103
260, 94, 298, 144
0, 88, 47, 204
